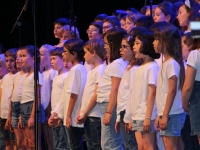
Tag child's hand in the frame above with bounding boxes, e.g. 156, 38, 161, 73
103, 113, 112, 126
76, 114, 86, 124
143, 118, 151, 132
66, 116, 72, 130
18, 117, 24, 131
48, 117, 55, 127
115, 122, 120, 133
28, 116, 34, 130
154, 116, 160, 131
5, 119, 11, 130
182, 102, 189, 114
160, 115, 168, 130
124, 121, 132, 133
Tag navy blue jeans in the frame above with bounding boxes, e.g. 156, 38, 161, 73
181, 115, 200, 150
64, 126, 84, 150
52, 122, 67, 150
120, 110, 138, 150
84, 116, 102, 150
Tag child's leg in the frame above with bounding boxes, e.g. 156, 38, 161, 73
5, 140, 12, 150
162, 136, 179, 150
24, 127, 35, 150
64, 126, 84, 150
13, 129, 25, 150
23, 131, 28, 149
135, 131, 143, 150
84, 116, 101, 150
142, 132, 156, 150
42, 124, 54, 150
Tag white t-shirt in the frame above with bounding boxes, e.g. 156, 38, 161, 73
187, 50, 200, 81
97, 58, 128, 103
21, 72, 44, 104
156, 58, 184, 116
58, 64, 87, 127
129, 61, 159, 121
116, 66, 138, 122
51, 72, 69, 114
80, 64, 106, 117
41, 69, 57, 109
155, 54, 164, 67
11, 72, 27, 102
0, 73, 16, 119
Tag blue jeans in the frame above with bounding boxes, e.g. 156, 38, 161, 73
52, 122, 67, 150
189, 81, 200, 136
99, 102, 123, 150
20, 101, 33, 126
181, 115, 200, 150
64, 126, 84, 150
119, 110, 138, 150
84, 116, 102, 150
0, 138, 5, 150
11, 102, 20, 128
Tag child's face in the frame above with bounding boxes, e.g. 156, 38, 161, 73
181, 36, 191, 60
120, 19, 126, 30
153, 7, 169, 23
177, 5, 190, 27
39, 47, 50, 68
120, 39, 134, 61
16, 50, 22, 70
125, 18, 134, 33
20, 49, 33, 68
104, 36, 111, 61
54, 24, 63, 39
103, 22, 113, 34
62, 48, 76, 63
6, 56, 16, 72
84, 48, 94, 64
61, 30, 72, 41
153, 39, 162, 53
0, 59, 8, 77
87, 25, 102, 40
133, 37, 143, 59
63, 58, 73, 70
50, 55, 63, 71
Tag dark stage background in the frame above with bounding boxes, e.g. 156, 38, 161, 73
0, 0, 162, 51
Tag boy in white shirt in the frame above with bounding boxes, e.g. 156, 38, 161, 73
47, 47, 70, 149
57, 38, 87, 149
0, 49, 18, 150
76, 39, 106, 150
39, 44, 57, 150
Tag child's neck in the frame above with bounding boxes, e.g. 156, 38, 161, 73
72, 59, 81, 66
44, 63, 52, 71
20, 68, 28, 75
163, 53, 171, 62
58, 67, 67, 75
142, 56, 154, 65
9, 69, 17, 75
93, 59, 103, 68
27, 65, 34, 74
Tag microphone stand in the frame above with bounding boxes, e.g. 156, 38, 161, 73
10, 1, 28, 47
32, 0, 39, 149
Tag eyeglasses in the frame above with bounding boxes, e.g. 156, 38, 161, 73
120, 45, 130, 49
86, 29, 98, 34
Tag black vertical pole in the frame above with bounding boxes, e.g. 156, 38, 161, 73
32, 0, 38, 149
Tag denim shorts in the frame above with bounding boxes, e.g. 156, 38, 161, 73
38, 104, 45, 124
189, 81, 200, 136
159, 112, 186, 136
0, 118, 15, 141
132, 120, 156, 132
11, 102, 21, 128
20, 101, 33, 126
